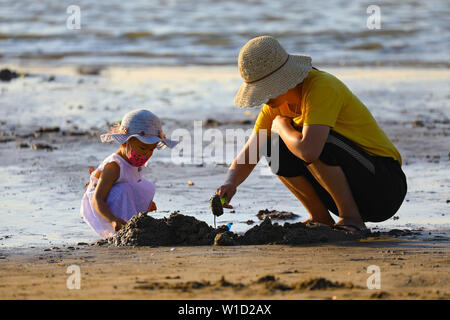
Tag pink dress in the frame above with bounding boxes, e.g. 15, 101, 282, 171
80, 153, 156, 239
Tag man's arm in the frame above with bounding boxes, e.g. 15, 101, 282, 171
216, 131, 263, 208
273, 115, 330, 163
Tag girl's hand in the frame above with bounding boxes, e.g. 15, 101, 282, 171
147, 201, 157, 213
111, 217, 127, 231
271, 115, 291, 135
216, 183, 237, 209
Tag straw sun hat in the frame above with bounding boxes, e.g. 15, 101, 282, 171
100, 109, 178, 149
234, 35, 312, 108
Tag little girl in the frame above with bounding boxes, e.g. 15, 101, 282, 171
81, 109, 178, 239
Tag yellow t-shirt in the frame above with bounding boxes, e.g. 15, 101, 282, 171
254, 69, 402, 165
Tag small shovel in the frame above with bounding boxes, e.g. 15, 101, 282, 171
210, 194, 226, 228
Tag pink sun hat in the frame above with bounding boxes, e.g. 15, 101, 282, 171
100, 109, 178, 149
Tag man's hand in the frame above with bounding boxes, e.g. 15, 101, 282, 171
271, 115, 292, 135
216, 183, 237, 209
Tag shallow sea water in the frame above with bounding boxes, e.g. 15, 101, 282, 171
0, 0, 449, 67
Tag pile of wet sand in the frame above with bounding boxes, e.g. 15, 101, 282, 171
105, 212, 362, 247
108, 211, 224, 247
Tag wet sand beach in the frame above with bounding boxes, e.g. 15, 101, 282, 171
1, 0, 449, 303
0, 66, 449, 300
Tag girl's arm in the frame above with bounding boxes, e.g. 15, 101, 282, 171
92, 162, 126, 229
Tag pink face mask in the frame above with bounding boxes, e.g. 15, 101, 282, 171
126, 146, 150, 167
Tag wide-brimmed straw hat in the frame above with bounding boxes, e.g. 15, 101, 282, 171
100, 109, 178, 149
234, 35, 312, 108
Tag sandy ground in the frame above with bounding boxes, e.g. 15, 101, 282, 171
0, 236, 448, 300
0, 66, 449, 300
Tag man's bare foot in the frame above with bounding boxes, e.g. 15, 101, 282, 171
302, 217, 335, 226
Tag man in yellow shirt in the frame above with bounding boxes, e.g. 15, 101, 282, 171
216, 36, 407, 234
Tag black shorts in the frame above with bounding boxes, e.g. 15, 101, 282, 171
265, 130, 407, 222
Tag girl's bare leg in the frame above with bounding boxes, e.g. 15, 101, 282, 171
277, 175, 335, 226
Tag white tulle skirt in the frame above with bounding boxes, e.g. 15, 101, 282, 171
81, 179, 155, 239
